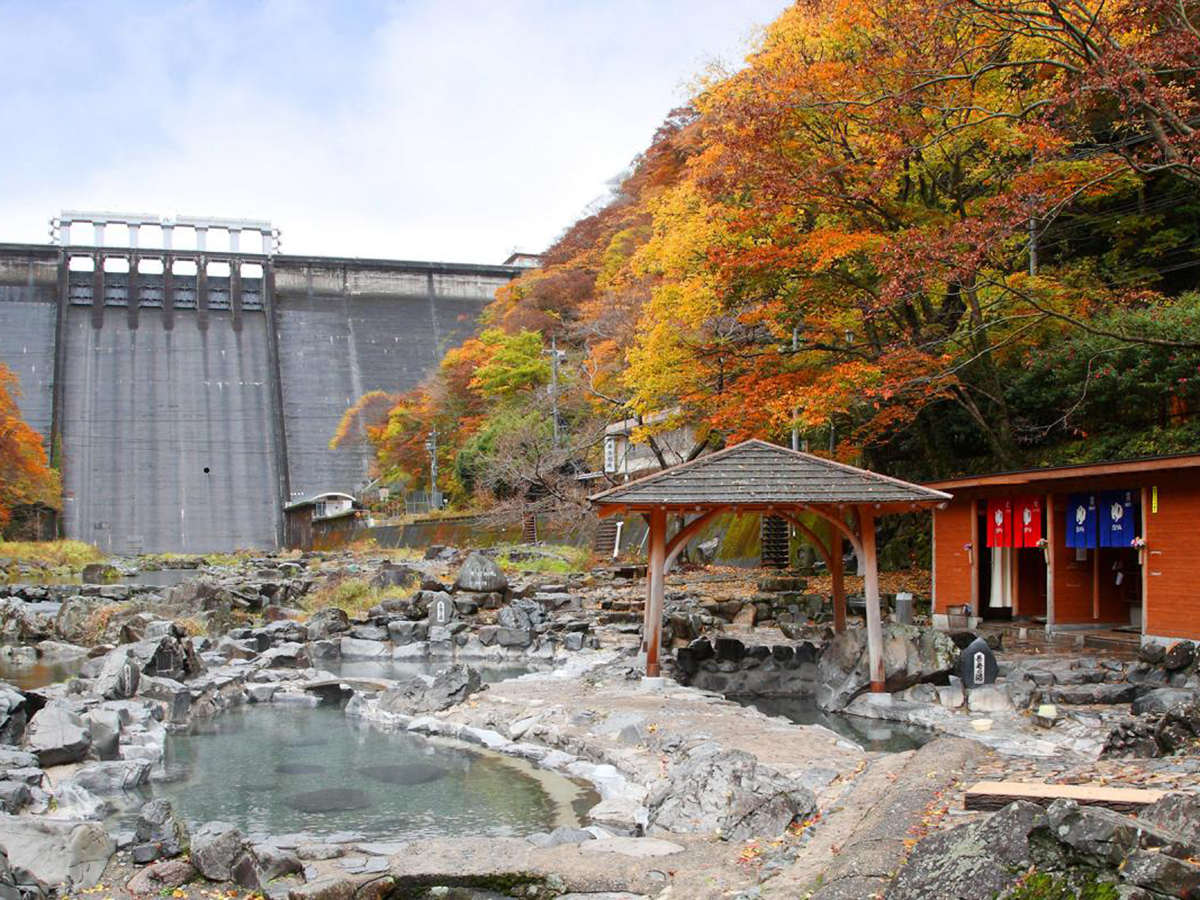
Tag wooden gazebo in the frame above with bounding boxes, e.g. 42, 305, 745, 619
588, 439, 952, 689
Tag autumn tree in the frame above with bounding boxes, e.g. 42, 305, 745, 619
0, 365, 59, 529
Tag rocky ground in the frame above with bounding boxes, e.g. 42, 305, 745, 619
0, 547, 1194, 899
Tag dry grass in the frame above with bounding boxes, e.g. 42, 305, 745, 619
80, 603, 125, 645
0, 539, 105, 570
303, 576, 416, 619
494, 544, 593, 576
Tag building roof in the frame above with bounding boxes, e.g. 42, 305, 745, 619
588, 439, 951, 511
925, 452, 1200, 491
284, 491, 357, 511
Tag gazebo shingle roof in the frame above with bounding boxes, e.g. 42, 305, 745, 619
589, 439, 951, 509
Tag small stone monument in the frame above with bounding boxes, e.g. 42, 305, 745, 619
430, 593, 457, 627
958, 636, 998, 688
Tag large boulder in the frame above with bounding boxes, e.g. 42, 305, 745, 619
885, 801, 1045, 900
126, 636, 202, 682
190, 821, 250, 882
133, 799, 189, 862
93, 648, 141, 700
1132, 687, 1198, 716
69, 760, 151, 793
454, 552, 508, 594
818, 624, 957, 710
379, 666, 485, 715
126, 858, 197, 895
0, 814, 114, 889
305, 608, 350, 640
649, 748, 816, 841
23, 703, 90, 766
1140, 791, 1200, 845
0, 684, 27, 745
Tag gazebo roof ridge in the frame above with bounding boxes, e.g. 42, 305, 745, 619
588, 438, 951, 509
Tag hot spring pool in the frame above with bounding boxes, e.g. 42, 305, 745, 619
125, 705, 596, 842
734, 695, 935, 752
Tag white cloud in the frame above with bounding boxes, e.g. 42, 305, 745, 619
0, 0, 787, 263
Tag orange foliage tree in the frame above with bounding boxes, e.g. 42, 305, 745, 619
0, 365, 59, 528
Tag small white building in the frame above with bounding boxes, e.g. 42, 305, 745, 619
603, 410, 698, 481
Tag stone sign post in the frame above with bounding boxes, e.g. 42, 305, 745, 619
958, 637, 998, 687
430, 594, 457, 627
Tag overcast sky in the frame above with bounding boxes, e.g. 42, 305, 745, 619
0, 1, 787, 263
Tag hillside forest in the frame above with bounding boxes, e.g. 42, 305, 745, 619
338, 0, 1200, 527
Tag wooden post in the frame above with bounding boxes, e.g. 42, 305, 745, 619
1092, 547, 1100, 620
1046, 493, 1056, 633
830, 525, 846, 633
859, 507, 885, 692
645, 507, 668, 678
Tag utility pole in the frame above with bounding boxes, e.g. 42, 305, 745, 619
546, 336, 566, 449
424, 430, 440, 510
791, 327, 800, 452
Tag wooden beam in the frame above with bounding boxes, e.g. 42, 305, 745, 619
663, 507, 726, 573
964, 782, 1164, 813
830, 528, 846, 634
645, 507, 667, 678
1093, 546, 1100, 620
859, 506, 885, 692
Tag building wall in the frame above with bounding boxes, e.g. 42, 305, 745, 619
0, 250, 58, 447
1143, 470, 1200, 641
932, 502, 974, 614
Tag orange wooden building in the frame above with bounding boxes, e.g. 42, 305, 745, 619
927, 455, 1200, 645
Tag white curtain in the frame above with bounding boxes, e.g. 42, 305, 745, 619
989, 547, 1013, 609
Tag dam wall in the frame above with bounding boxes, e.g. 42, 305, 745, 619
0, 242, 519, 553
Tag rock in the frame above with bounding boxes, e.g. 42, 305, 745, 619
649, 749, 816, 841
134, 799, 189, 860
1163, 641, 1195, 671
126, 636, 202, 682
126, 859, 197, 895
884, 801, 1045, 900
70, 760, 151, 793
94, 649, 141, 700
81, 564, 119, 584
0, 814, 114, 889
1133, 687, 1198, 715
579, 837, 685, 858
1139, 792, 1200, 845
371, 564, 418, 590
288, 877, 358, 900
259, 642, 311, 668
387, 620, 427, 645
338, 638, 390, 659
1032, 799, 1195, 870
190, 821, 251, 882
0, 780, 30, 814
733, 605, 757, 627
0, 684, 27, 745
306, 608, 350, 640
1120, 849, 1200, 897
818, 624, 957, 710
454, 552, 508, 594
251, 843, 303, 880
497, 603, 531, 630
495, 628, 533, 649
379, 666, 484, 715
966, 684, 1011, 714
1046, 682, 1137, 705
527, 826, 595, 848
23, 703, 90, 766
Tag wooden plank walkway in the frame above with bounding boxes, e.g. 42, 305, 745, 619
964, 781, 1166, 813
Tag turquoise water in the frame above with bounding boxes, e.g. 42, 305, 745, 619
136, 705, 594, 841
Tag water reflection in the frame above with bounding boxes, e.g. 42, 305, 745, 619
0, 656, 86, 690
733, 695, 934, 752
125, 705, 594, 841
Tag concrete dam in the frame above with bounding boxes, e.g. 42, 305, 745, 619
0, 215, 522, 553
